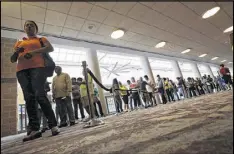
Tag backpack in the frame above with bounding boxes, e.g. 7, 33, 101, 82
39, 38, 55, 77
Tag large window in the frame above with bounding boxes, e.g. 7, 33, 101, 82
98, 51, 143, 85
149, 58, 175, 80
178, 61, 195, 79
210, 66, 219, 77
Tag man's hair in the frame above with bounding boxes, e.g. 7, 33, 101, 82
24, 20, 38, 33
220, 64, 224, 67
71, 77, 76, 80
144, 75, 148, 78
77, 77, 83, 81
157, 75, 160, 77
127, 80, 130, 82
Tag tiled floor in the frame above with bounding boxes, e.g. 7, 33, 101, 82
1, 91, 233, 154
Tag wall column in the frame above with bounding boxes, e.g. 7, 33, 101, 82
140, 56, 155, 83
86, 48, 107, 115
1, 37, 18, 137
171, 60, 183, 78
190, 62, 202, 78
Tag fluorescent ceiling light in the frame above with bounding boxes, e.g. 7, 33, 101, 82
228, 62, 233, 64
211, 57, 219, 60
111, 29, 125, 39
223, 26, 233, 33
155, 41, 166, 48
199, 54, 207, 57
202, 7, 220, 19
181, 49, 191, 54
221, 60, 227, 62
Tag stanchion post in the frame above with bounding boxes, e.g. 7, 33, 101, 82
82, 61, 95, 119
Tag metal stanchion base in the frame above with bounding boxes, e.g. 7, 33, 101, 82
83, 118, 105, 128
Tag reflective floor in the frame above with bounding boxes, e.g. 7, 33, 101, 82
1, 91, 233, 154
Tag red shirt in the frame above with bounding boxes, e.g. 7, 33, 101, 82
220, 67, 229, 75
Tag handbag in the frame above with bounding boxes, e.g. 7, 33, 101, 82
39, 38, 56, 77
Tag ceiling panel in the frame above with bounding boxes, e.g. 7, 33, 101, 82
43, 24, 63, 36
112, 2, 136, 15
127, 3, 149, 20
181, 2, 216, 16
138, 36, 159, 46
22, 1, 47, 8
69, 2, 93, 19
21, 3, 46, 23
96, 24, 115, 36
64, 15, 85, 31
81, 20, 101, 34
1, 2, 21, 19
47, 2, 72, 14
208, 10, 232, 31
117, 16, 137, 31
77, 31, 97, 40
45, 10, 67, 27
1, 16, 22, 29
103, 12, 125, 27
95, 2, 116, 10
152, 2, 174, 13
216, 2, 233, 19
87, 5, 109, 23
61, 28, 78, 38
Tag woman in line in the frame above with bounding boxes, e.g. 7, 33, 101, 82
10, 20, 59, 142
119, 81, 129, 112
112, 78, 123, 114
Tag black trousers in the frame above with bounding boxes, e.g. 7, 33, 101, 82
122, 95, 129, 104
55, 96, 75, 125
188, 87, 197, 97
132, 92, 141, 108
94, 99, 104, 117
17, 68, 57, 131
165, 89, 174, 102
73, 98, 85, 119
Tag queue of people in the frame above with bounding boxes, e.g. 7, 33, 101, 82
110, 64, 233, 114
10, 20, 233, 142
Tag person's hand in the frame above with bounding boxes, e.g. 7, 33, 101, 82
15, 47, 24, 54
24, 53, 33, 59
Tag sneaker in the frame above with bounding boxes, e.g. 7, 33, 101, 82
41, 127, 49, 133
82, 117, 90, 122
70, 121, 76, 126
23, 131, 42, 142
51, 126, 60, 136
58, 123, 68, 128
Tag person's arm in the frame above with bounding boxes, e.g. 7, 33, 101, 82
10, 41, 23, 63
29, 37, 54, 54
66, 74, 72, 93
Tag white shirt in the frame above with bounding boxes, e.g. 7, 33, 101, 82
146, 80, 153, 92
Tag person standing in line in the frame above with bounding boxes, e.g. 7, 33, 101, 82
187, 77, 197, 98
112, 78, 123, 115
52, 66, 76, 128
93, 86, 105, 117
130, 77, 142, 109
163, 78, 175, 102
220, 64, 233, 90
78, 74, 99, 122
196, 77, 205, 95
127, 80, 134, 111
207, 75, 214, 93
176, 77, 185, 99
139, 77, 150, 108
72, 78, 85, 121
144, 75, 157, 106
119, 81, 129, 112
156, 75, 167, 104
10, 20, 59, 142
169, 80, 180, 101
